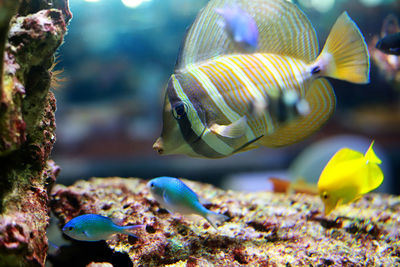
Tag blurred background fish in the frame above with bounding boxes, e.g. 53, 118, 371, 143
369, 14, 400, 89
214, 4, 259, 52
154, 0, 369, 159
376, 32, 400, 55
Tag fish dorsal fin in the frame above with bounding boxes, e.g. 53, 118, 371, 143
322, 148, 363, 174
327, 148, 363, 167
175, 0, 318, 72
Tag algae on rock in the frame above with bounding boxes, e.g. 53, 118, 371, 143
51, 177, 400, 266
0, 0, 71, 266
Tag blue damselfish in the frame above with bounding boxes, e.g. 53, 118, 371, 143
62, 214, 142, 241
147, 177, 228, 229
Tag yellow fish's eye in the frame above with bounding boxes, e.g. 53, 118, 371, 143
321, 191, 329, 199
172, 102, 188, 120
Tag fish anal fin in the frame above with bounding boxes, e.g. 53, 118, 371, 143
210, 116, 247, 138
259, 78, 335, 147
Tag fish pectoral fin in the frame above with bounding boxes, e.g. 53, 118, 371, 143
209, 117, 247, 138
83, 230, 90, 238
163, 190, 171, 205
162, 191, 176, 213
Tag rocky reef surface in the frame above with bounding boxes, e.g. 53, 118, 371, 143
0, 0, 71, 266
51, 177, 400, 266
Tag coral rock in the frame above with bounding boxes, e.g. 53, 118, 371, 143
0, 0, 70, 266
51, 177, 400, 266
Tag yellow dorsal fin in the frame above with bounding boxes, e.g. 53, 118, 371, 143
364, 141, 382, 164
259, 78, 334, 147
176, 0, 318, 71
322, 148, 363, 175
327, 148, 363, 167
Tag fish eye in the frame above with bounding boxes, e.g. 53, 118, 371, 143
322, 192, 329, 199
150, 182, 154, 188
172, 103, 187, 120
67, 226, 73, 231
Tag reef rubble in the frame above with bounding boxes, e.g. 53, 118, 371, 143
51, 177, 400, 266
0, 0, 71, 266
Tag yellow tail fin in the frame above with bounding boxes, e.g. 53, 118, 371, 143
316, 12, 370, 84
365, 141, 382, 164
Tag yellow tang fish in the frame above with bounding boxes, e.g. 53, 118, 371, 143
153, 0, 370, 158
317, 141, 384, 215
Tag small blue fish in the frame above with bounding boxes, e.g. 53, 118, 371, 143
215, 5, 259, 51
147, 177, 228, 229
62, 214, 142, 241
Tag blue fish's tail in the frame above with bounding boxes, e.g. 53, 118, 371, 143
119, 224, 144, 238
205, 211, 229, 229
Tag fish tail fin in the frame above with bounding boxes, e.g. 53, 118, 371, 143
361, 164, 384, 194
365, 141, 382, 164
120, 224, 144, 238
359, 141, 384, 194
315, 12, 370, 84
205, 211, 229, 229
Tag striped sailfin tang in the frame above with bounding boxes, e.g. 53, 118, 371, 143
259, 78, 335, 147
176, 0, 319, 72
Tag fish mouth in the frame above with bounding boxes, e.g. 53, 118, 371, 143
153, 125, 206, 156
153, 138, 164, 155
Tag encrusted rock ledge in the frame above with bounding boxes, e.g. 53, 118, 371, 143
0, 0, 71, 266
51, 177, 400, 266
